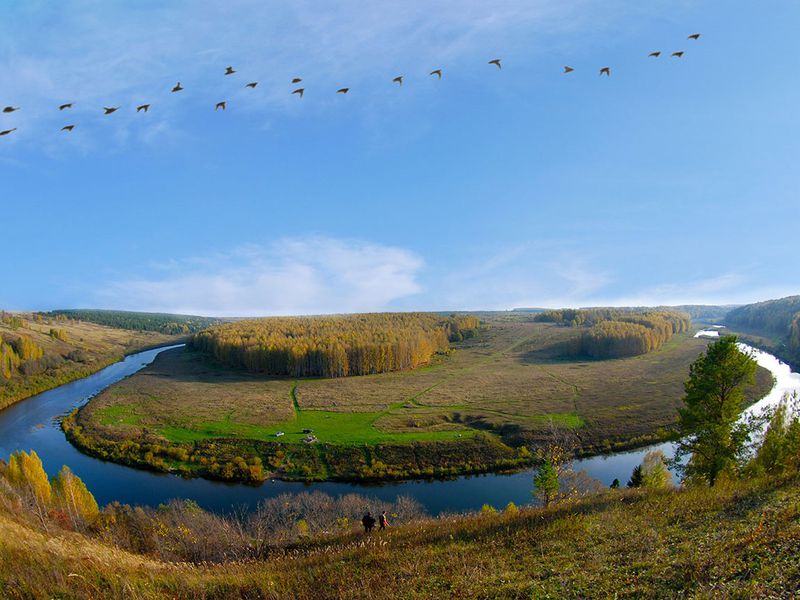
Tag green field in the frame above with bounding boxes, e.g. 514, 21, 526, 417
70, 315, 774, 482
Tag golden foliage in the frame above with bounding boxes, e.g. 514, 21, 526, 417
190, 313, 479, 378
536, 309, 691, 358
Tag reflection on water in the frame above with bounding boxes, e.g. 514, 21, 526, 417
0, 341, 798, 516
694, 329, 720, 338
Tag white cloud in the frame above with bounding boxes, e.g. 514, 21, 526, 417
432, 243, 614, 310
95, 236, 423, 316
592, 274, 799, 308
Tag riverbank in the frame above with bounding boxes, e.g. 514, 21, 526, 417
0, 312, 183, 411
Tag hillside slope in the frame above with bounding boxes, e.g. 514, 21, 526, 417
1, 474, 798, 599
0, 312, 180, 410
726, 296, 800, 369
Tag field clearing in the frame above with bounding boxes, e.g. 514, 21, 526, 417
78, 316, 775, 460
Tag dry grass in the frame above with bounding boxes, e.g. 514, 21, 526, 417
82, 349, 295, 442
1, 473, 799, 599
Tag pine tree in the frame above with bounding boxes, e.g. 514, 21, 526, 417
674, 336, 758, 485
627, 465, 643, 488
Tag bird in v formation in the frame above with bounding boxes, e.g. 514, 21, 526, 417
1, 33, 701, 136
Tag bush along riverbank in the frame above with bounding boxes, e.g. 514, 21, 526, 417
62, 410, 532, 483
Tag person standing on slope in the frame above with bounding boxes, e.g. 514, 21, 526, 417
362, 512, 376, 533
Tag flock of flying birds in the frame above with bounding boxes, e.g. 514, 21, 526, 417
0, 33, 702, 138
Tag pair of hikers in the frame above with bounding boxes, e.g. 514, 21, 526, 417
362, 511, 388, 533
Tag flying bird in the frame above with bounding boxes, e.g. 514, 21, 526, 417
61, 125, 75, 132
430, 69, 442, 79
171, 82, 183, 92
136, 104, 150, 113
2, 106, 19, 113
393, 75, 403, 86
599, 67, 611, 76
291, 88, 304, 98
648, 51, 661, 58
224, 66, 236, 75
215, 101, 226, 110
103, 107, 119, 115
688, 33, 701, 40
292, 77, 302, 84
563, 66, 575, 73
488, 59, 502, 69
336, 87, 349, 94
245, 82, 258, 89
672, 51, 684, 58
59, 103, 73, 110
0, 128, 16, 136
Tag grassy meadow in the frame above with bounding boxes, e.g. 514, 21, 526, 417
0, 312, 181, 410
67, 315, 774, 482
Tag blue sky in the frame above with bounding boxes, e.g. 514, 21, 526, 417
1, 0, 798, 316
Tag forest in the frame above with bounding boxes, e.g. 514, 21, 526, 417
534, 309, 692, 359
727, 295, 800, 366
46, 309, 223, 335
190, 313, 480, 378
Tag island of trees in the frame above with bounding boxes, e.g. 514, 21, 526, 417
534, 308, 692, 359
189, 313, 480, 378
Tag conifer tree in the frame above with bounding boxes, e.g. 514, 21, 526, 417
674, 336, 757, 485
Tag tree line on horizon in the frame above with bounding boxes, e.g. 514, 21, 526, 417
45, 309, 223, 335
534, 308, 692, 359
189, 313, 480, 378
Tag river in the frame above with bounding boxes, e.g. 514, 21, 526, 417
1, 336, 798, 516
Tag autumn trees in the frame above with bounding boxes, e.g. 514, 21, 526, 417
190, 313, 480, 378
535, 309, 691, 359
2, 450, 99, 530
0, 334, 45, 381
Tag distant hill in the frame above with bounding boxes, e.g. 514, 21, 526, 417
726, 296, 800, 368
46, 309, 225, 335
659, 304, 738, 323
514, 305, 736, 323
